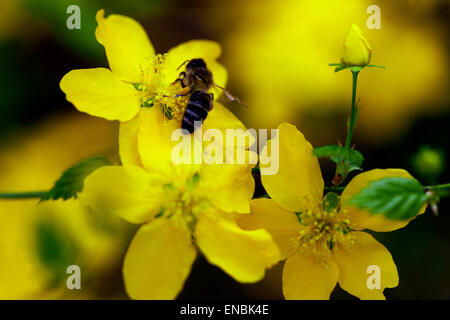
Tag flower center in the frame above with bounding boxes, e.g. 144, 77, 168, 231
157, 173, 207, 231
134, 53, 190, 121
294, 208, 355, 263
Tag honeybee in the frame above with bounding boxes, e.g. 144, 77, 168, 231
174, 58, 245, 134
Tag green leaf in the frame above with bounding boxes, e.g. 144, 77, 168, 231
314, 145, 364, 172
41, 155, 112, 201
347, 149, 364, 171
345, 177, 428, 220
314, 145, 341, 159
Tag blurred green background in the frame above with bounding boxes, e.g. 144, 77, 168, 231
0, 0, 448, 299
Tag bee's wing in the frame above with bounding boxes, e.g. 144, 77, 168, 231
213, 83, 248, 108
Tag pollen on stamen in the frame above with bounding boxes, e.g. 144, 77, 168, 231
135, 53, 190, 120
292, 208, 356, 263
158, 175, 207, 232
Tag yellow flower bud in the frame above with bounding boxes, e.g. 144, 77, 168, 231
340, 24, 372, 66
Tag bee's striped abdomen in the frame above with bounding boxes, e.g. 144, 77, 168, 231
182, 90, 213, 134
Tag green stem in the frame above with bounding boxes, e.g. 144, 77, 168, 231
425, 183, 450, 191
0, 191, 46, 199
1, 184, 449, 201
324, 183, 450, 194
344, 71, 359, 150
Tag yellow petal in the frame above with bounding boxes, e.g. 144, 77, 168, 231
203, 103, 255, 146
199, 162, 254, 213
95, 9, 155, 83
137, 107, 195, 177
341, 169, 426, 232
203, 103, 247, 132
202, 103, 256, 164
333, 231, 399, 300
195, 210, 280, 283
261, 122, 324, 212
119, 115, 142, 167
123, 218, 196, 299
138, 102, 252, 178
60, 68, 140, 121
340, 24, 372, 66
79, 165, 164, 224
282, 251, 339, 300
164, 40, 227, 89
236, 198, 302, 259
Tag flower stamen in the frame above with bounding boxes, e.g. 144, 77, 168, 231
134, 53, 190, 120
293, 208, 355, 263
157, 173, 206, 232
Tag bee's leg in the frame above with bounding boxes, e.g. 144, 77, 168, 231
172, 72, 187, 87
174, 85, 194, 98
172, 78, 185, 87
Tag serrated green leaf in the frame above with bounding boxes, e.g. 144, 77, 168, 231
41, 155, 112, 201
313, 145, 341, 159
347, 149, 364, 171
345, 177, 428, 220
314, 145, 364, 172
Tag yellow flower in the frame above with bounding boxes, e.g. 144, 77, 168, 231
79, 109, 279, 300
237, 123, 426, 300
60, 9, 226, 123
340, 24, 372, 66
60, 9, 243, 167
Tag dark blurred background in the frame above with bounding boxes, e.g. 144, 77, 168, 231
0, 0, 448, 299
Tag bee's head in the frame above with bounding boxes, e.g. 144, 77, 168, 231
178, 58, 212, 90
186, 58, 207, 69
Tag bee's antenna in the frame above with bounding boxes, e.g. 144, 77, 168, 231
177, 60, 191, 71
